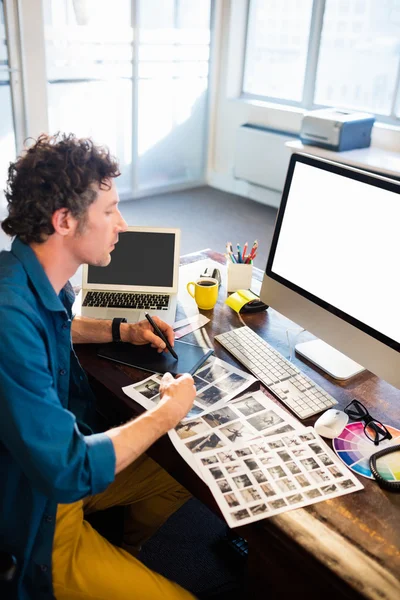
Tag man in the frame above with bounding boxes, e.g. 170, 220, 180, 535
0, 134, 197, 600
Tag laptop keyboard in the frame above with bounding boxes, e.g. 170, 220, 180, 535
82, 291, 170, 310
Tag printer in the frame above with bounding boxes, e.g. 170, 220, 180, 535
300, 108, 375, 152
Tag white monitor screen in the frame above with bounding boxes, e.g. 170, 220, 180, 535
267, 158, 400, 349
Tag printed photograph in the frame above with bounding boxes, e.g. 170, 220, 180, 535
268, 465, 286, 480
134, 377, 161, 400
252, 470, 268, 484
185, 433, 224, 454
271, 424, 295, 435
217, 479, 232, 493
202, 407, 238, 428
261, 483, 276, 497
283, 435, 302, 448
305, 488, 322, 500
260, 455, 276, 466
321, 484, 338, 495
235, 447, 252, 457
192, 375, 209, 391
269, 498, 287, 510
175, 419, 209, 440
296, 474, 311, 488
233, 396, 265, 417
232, 474, 253, 489
196, 385, 226, 408
196, 363, 230, 383
275, 477, 297, 493
277, 450, 292, 463
310, 443, 324, 455
231, 509, 250, 522
209, 466, 224, 480
340, 479, 356, 490
319, 454, 334, 467
250, 442, 269, 455
309, 469, 330, 484
328, 465, 344, 479
201, 456, 218, 466
217, 451, 236, 463
299, 432, 316, 442
220, 421, 255, 443
150, 394, 161, 405
292, 448, 307, 458
286, 461, 301, 475
240, 487, 261, 502
216, 373, 247, 393
248, 410, 284, 431
244, 458, 259, 471
268, 440, 284, 450
183, 404, 204, 420
250, 503, 268, 516
226, 464, 243, 475
287, 493, 303, 505
223, 493, 239, 508
300, 457, 320, 471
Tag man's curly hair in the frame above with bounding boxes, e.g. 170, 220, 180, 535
1, 133, 121, 244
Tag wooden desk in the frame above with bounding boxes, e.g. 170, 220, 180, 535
76, 250, 400, 600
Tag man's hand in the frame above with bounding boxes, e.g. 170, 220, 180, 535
121, 316, 175, 353
106, 371, 196, 474
156, 372, 196, 429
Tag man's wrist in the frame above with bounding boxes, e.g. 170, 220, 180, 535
120, 323, 131, 343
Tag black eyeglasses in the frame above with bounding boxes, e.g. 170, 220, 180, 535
344, 400, 392, 446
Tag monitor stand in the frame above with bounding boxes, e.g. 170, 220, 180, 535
295, 339, 365, 380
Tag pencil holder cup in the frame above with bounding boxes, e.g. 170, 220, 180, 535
227, 262, 253, 293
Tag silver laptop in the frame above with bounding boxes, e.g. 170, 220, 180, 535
74, 226, 181, 325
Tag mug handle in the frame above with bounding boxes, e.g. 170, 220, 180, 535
187, 281, 196, 299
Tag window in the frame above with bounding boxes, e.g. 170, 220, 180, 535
242, 0, 400, 124
0, 0, 17, 217
43, 0, 212, 198
243, 0, 313, 103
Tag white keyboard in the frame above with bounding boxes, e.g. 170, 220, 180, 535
215, 326, 337, 419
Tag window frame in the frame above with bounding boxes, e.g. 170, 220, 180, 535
241, 0, 400, 127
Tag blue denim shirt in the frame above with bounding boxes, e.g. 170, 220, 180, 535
0, 239, 116, 599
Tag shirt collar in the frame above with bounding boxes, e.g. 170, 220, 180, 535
11, 237, 66, 312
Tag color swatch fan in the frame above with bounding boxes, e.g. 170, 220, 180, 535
333, 422, 400, 480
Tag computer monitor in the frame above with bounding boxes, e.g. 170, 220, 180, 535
260, 152, 400, 388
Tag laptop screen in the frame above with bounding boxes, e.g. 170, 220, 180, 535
87, 231, 176, 288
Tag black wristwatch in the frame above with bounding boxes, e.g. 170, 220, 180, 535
112, 317, 127, 343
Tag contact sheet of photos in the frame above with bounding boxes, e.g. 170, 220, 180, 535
196, 426, 364, 528
122, 356, 257, 420
168, 390, 305, 477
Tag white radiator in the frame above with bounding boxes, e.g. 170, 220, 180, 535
234, 124, 298, 192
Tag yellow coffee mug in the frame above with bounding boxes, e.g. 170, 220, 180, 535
187, 277, 219, 310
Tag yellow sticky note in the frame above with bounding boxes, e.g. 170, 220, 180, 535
225, 289, 259, 313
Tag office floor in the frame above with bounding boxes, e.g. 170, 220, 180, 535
119, 185, 278, 270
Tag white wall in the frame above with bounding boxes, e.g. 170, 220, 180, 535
207, 1, 400, 208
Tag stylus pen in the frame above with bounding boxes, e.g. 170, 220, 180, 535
144, 312, 178, 360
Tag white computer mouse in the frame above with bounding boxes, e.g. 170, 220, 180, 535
313, 409, 349, 439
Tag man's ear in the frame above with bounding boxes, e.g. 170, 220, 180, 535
51, 208, 77, 237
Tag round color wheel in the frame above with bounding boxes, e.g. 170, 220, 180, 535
333, 422, 400, 480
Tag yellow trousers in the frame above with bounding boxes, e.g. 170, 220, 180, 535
52, 454, 196, 599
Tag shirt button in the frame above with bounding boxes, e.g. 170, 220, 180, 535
40, 564, 48, 572
62, 323, 68, 330
59, 369, 67, 376
45, 515, 53, 523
